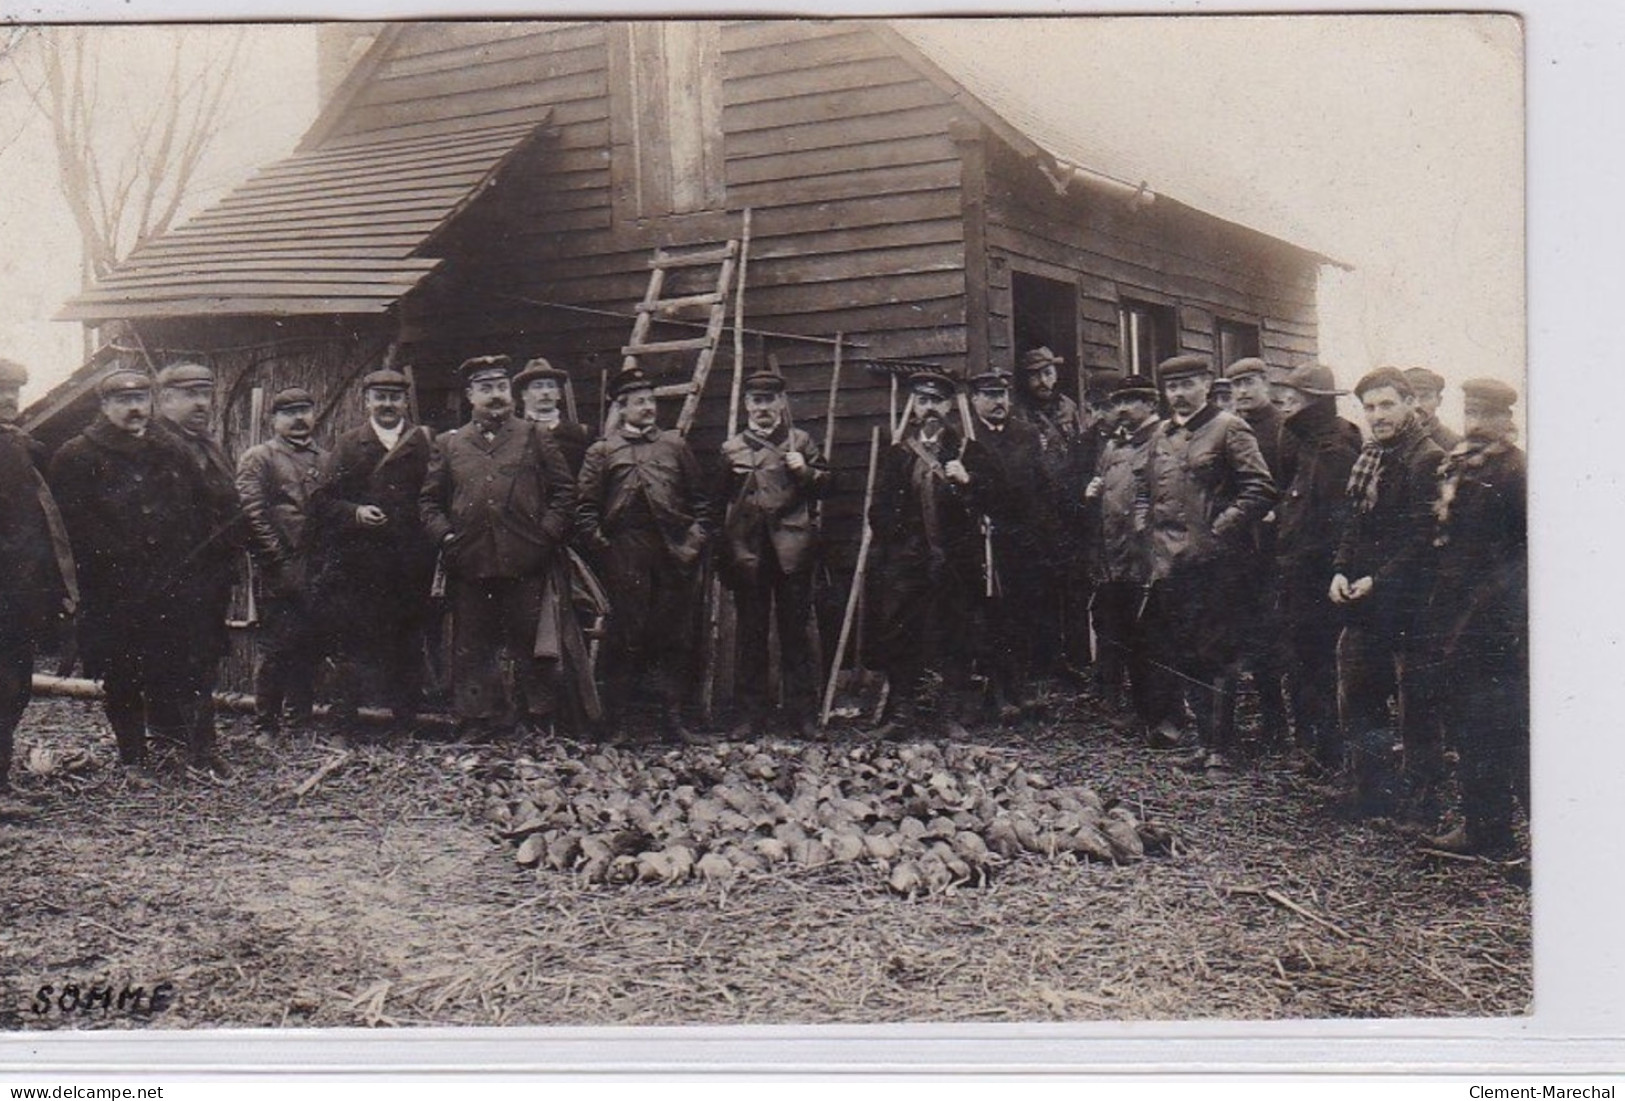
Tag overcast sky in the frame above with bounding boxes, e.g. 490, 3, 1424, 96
0, 17, 1523, 429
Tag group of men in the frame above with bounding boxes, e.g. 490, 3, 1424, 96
0, 344, 1527, 857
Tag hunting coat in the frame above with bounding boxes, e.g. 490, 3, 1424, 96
1146, 403, 1277, 582
1427, 440, 1527, 668
1274, 402, 1362, 581
235, 434, 328, 580
577, 426, 714, 565
718, 422, 831, 584
0, 424, 72, 641
420, 416, 576, 581
1093, 416, 1162, 586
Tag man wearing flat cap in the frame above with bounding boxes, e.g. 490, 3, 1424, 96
869, 369, 997, 740
309, 367, 437, 736
236, 385, 328, 741
515, 357, 592, 478
50, 367, 206, 785
1272, 363, 1362, 773
1085, 374, 1168, 736
1012, 345, 1094, 678
1422, 378, 1527, 858
1403, 367, 1461, 453
421, 355, 578, 741
1, 359, 76, 817
152, 362, 246, 778
577, 365, 714, 744
1145, 353, 1277, 771
965, 367, 1045, 722
718, 369, 832, 739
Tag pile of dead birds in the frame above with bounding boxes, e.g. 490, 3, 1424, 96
481, 739, 1175, 897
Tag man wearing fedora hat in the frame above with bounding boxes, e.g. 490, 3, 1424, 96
152, 361, 246, 778
421, 355, 578, 741
1144, 353, 1277, 770
309, 367, 438, 736
718, 369, 832, 739
1, 358, 76, 816
51, 367, 207, 785
515, 356, 592, 478
868, 369, 996, 740
237, 385, 328, 741
577, 364, 715, 744
1422, 378, 1527, 858
1272, 363, 1362, 772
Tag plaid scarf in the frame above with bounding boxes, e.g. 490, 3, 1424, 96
1346, 419, 1424, 515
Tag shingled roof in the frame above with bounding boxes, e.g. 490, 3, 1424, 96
60, 115, 550, 322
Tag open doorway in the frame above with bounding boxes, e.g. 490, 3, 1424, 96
1012, 270, 1080, 402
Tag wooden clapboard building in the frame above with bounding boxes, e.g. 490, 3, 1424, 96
36, 18, 1332, 564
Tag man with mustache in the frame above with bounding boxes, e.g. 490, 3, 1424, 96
1, 358, 76, 817
1144, 354, 1277, 772
308, 368, 437, 738
718, 369, 831, 739
1331, 366, 1446, 819
421, 355, 577, 741
578, 365, 714, 744
236, 386, 328, 742
514, 357, 592, 478
152, 362, 246, 779
1403, 367, 1462, 453
50, 368, 205, 785
868, 370, 995, 740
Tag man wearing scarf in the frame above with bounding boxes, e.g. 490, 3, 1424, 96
1331, 367, 1445, 820
719, 369, 831, 739
577, 365, 714, 744
868, 370, 996, 740
1421, 379, 1527, 859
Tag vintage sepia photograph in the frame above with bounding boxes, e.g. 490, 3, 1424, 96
0, 14, 1527, 1032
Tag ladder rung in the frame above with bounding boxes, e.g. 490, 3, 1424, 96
652, 383, 696, 398
637, 292, 723, 313
622, 336, 716, 356
650, 243, 736, 270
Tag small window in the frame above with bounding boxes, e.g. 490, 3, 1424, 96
1119, 298, 1178, 375
1215, 317, 1262, 370
621, 22, 724, 218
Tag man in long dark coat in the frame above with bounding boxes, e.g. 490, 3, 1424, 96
1271, 363, 1362, 774
578, 365, 714, 744
718, 369, 831, 739
1144, 354, 1277, 771
50, 368, 206, 785
966, 367, 1042, 721
868, 370, 997, 740
1, 359, 76, 818
236, 387, 328, 739
309, 368, 437, 735
152, 362, 244, 779
515, 357, 593, 478
421, 356, 577, 740
1422, 379, 1528, 858
1332, 367, 1445, 819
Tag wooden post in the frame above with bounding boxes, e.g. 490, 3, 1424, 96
820, 425, 881, 729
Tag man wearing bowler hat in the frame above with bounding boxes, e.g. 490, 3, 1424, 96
1272, 363, 1362, 772
1144, 353, 1277, 771
0, 359, 76, 816
1422, 378, 1527, 858
1403, 367, 1461, 453
577, 364, 714, 744
868, 369, 996, 740
718, 368, 832, 738
309, 367, 437, 735
237, 385, 328, 741
51, 367, 206, 785
153, 361, 245, 778
515, 356, 592, 478
421, 355, 577, 740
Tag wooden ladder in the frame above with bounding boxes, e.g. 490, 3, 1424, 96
619, 221, 747, 437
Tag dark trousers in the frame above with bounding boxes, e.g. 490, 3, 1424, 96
102, 645, 192, 765
1239, 564, 1291, 742
1281, 571, 1344, 769
733, 561, 817, 721
449, 574, 553, 723
986, 552, 1044, 706
1092, 580, 1166, 723
0, 635, 33, 789
1337, 624, 1440, 816
1142, 566, 1240, 751
1443, 651, 1529, 848
254, 588, 319, 728
330, 612, 428, 723
602, 530, 699, 717
874, 554, 978, 723
182, 582, 232, 761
